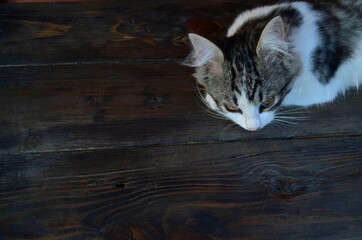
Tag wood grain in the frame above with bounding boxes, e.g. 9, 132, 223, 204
0, 63, 362, 154
1, 136, 361, 239
0, 0, 314, 66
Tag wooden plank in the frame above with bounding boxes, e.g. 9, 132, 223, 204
0, 62, 361, 153
0, 0, 317, 66
0, 136, 361, 239
1, 62, 361, 154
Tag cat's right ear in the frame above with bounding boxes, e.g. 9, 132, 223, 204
256, 16, 288, 57
184, 33, 224, 68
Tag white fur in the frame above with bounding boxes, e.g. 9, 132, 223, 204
228, 5, 282, 37
282, 2, 362, 106
205, 93, 219, 110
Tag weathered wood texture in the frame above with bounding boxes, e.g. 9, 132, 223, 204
1, 137, 362, 239
0, 0, 361, 240
1, 63, 362, 154
0, 0, 319, 66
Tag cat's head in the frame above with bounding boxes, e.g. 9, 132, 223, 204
185, 16, 302, 131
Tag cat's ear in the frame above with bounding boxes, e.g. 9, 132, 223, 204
256, 16, 288, 57
184, 33, 224, 68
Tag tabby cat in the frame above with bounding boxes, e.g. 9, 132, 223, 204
185, 1, 362, 131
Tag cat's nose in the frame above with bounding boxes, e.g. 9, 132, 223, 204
246, 118, 261, 131
247, 126, 260, 131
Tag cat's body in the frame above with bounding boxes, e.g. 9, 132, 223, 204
185, 1, 362, 131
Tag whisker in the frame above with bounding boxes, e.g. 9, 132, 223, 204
274, 119, 301, 125
220, 122, 238, 135
195, 82, 206, 94
277, 109, 309, 117
274, 106, 310, 130
200, 105, 222, 116
276, 111, 307, 116
201, 111, 226, 120
278, 107, 307, 113
269, 121, 284, 131
273, 119, 308, 130
268, 122, 278, 130
194, 82, 229, 121
203, 112, 227, 120
195, 84, 209, 107
275, 116, 310, 121
199, 105, 227, 120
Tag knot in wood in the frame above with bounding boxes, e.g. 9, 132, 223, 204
265, 178, 308, 199
143, 87, 171, 109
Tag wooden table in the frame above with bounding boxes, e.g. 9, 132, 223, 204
1, 1, 361, 239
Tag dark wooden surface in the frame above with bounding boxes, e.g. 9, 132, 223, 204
0, 1, 361, 239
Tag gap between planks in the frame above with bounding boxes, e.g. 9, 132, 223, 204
0, 59, 182, 68
3, 132, 362, 156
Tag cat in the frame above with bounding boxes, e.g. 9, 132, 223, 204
184, 0, 362, 131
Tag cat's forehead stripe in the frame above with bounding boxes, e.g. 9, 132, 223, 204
259, 91, 264, 103
249, 80, 261, 102
233, 95, 238, 105
230, 64, 237, 92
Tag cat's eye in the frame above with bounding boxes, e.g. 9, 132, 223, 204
260, 96, 276, 111
225, 105, 240, 113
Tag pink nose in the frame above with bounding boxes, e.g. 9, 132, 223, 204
246, 118, 261, 131
247, 126, 260, 131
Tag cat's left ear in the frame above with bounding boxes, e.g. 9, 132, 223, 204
256, 16, 288, 57
184, 33, 224, 68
